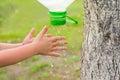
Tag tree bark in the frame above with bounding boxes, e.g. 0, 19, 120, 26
80, 0, 120, 80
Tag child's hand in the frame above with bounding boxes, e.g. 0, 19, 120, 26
23, 28, 35, 45
32, 26, 68, 57
23, 28, 53, 45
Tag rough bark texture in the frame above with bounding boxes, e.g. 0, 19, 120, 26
80, 0, 120, 80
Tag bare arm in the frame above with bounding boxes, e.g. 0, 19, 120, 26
0, 28, 35, 50
0, 43, 22, 50
0, 43, 36, 67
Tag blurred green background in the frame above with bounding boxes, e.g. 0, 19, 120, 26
0, 0, 84, 80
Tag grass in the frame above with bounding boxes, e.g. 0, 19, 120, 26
28, 62, 51, 74
0, 67, 6, 73
0, 0, 83, 80
38, 72, 50, 79
31, 56, 40, 62
0, 74, 8, 80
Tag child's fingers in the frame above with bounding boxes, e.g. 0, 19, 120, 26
48, 52, 62, 57
26, 28, 35, 38
36, 26, 48, 39
30, 38, 34, 42
52, 46, 67, 51
51, 36, 65, 42
44, 34, 52, 37
52, 41, 68, 47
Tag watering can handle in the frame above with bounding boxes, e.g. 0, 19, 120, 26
66, 16, 78, 24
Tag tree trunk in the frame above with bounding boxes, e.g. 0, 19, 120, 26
80, 0, 120, 80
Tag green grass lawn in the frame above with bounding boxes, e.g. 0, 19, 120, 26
0, 0, 84, 80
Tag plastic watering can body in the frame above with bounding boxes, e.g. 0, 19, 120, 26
37, 0, 74, 11
37, 0, 78, 26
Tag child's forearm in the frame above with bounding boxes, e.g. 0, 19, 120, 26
0, 43, 23, 50
0, 43, 36, 67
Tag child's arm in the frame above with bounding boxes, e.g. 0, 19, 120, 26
0, 28, 35, 50
0, 26, 68, 67
0, 43, 22, 50
0, 43, 36, 67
